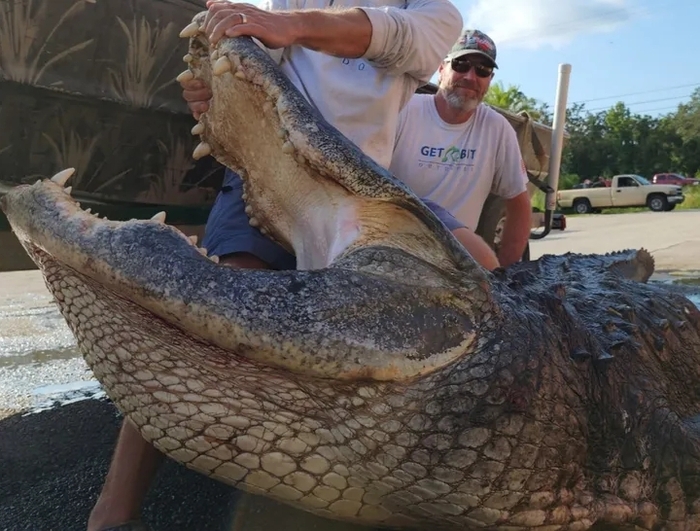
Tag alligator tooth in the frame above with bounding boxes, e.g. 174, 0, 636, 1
179, 22, 200, 38
241, 193, 247, 201
192, 142, 211, 160
231, 55, 242, 69
191, 122, 205, 135
183, 53, 193, 63
260, 227, 268, 236
234, 70, 246, 79
35, 179, 41, 185
209, 255, 220, 264
249, 217, 260, 227
277, 128, 287, 139
176, 70, 194, 83
188, 234, 198, 245
151, 211, 167, 223
210, 49, 219, 61
64, 186, 72, 195
198, 247, 208, 256
85, 208, 92, 214
281, 141, 294, 154
50, 168, 75, 186
244, 205, 253, 215
213, 56, 232, 76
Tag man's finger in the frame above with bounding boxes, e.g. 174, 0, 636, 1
183, 90, 212, 103
208, 12, 248, 44
188, 101, 210, 114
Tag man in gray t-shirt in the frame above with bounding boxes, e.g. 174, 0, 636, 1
390, 29, 532, 267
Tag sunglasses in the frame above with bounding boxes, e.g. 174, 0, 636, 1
450, 58, 494, 78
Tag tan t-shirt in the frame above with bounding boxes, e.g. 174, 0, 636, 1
389, 95, 528, 230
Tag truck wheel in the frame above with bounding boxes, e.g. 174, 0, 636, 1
572, 198, 592, 214
521, 242, 531, 262
647, 194, 668, 212
475, 194, 506, 252
476, 195, 532, 264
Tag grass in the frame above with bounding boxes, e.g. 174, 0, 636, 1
532, 185, 700, 215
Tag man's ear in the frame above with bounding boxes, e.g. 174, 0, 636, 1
437, 61, 446, 83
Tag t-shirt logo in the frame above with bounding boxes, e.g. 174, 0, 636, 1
442, 146, 462, 163
420, 145, 476, 165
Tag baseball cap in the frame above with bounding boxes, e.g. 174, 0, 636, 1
446, 29, 498, 69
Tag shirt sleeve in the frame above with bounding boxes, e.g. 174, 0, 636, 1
357, 0, 463, 82
492, 116, 529, 200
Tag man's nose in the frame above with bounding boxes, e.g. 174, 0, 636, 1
464, 67, 479, 81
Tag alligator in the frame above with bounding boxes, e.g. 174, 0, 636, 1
3, 12, 700, 531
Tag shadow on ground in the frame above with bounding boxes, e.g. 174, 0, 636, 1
0, 399, 373, 531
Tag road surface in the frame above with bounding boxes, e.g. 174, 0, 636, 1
530, 209, 700, 274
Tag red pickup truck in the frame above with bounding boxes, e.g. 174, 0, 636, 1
652, 173, 700, 187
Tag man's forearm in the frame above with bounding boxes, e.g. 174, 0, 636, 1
290, 8, 373, 58
497, 193, 532, 267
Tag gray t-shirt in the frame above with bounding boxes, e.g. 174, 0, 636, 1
389, 95, 528, 230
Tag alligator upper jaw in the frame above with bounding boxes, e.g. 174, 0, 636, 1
1, 172, 491, 383
0, 19, 496, 384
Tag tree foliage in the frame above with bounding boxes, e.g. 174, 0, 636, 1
485, 81, 552, 123
486, 84, 700, 187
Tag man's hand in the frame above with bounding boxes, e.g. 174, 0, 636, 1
203, 1, 300, 48
180, 78, 213, 120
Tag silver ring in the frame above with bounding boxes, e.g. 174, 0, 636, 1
239, 13, 247, 24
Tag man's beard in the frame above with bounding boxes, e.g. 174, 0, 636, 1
440, 83, 482, 113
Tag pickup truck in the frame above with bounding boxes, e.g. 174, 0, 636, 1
556, 174, 685, 214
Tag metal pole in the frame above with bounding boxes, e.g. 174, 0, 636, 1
546, 63, 572, 213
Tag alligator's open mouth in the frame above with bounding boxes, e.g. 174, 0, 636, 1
181, 14, 486, 278
1, 17, 501, 384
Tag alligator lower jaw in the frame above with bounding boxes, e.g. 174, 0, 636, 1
1, 173, 490, 383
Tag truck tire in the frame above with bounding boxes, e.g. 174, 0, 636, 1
647, 194, 668, 212
664, 203, 677, 211
572, 198, 592, 214
475, 194, 506, 252
475, 194, 532, 263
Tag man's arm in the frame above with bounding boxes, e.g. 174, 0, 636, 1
358, 0, 463, 81
490, 115, 532, 267
497, 191, 531, 267
204, 2, 373, 58
204, 0, 462, 81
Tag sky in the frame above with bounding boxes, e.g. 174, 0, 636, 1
441, 0, 700, 117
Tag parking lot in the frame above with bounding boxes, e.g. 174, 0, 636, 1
529, 209, 700, 274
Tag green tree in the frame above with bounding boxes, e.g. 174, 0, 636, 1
485, 81, 550, 123
669, 87, 700, 176
493, 83, 700, 182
